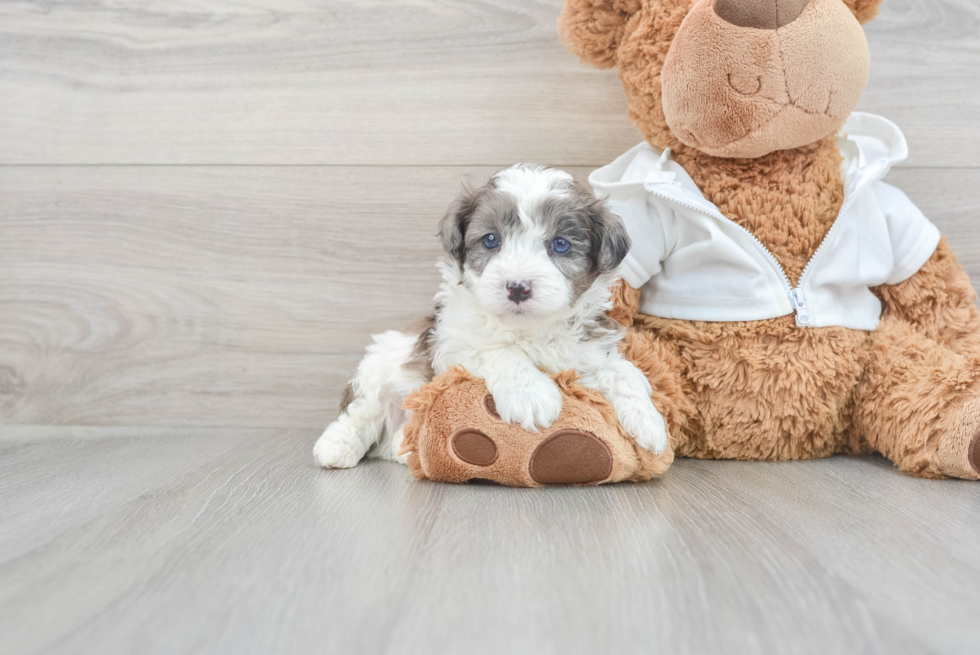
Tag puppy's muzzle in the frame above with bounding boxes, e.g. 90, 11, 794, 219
506, 280, 533, 304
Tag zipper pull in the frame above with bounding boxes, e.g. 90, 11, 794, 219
791, 288, 811, 327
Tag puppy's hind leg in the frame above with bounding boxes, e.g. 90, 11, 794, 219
314, 331, 423, 469
314, 389, 386, 469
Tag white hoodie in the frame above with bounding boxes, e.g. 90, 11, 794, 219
589, 112, 940, 330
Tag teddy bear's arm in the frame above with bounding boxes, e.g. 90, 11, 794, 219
873, 237, 980, 355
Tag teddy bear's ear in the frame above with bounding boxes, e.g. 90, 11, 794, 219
558, 0, 645, 70
840, 0, 885, 24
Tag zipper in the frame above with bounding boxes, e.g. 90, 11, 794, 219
644, 185, 796, 310
644, 159, 891, 329
794, 162, 891, 294
790, 288, 811, 326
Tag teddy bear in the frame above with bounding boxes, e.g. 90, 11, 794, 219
557, 0, 980, 480
398, 0, 980, 485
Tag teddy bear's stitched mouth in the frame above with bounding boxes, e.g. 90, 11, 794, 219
786, 90, 839, 119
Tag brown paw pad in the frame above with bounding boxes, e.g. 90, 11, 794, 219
483, 394, 500, 420
451, 429, 498, 467
528, 429, 613, 485
970, 432, 980, 475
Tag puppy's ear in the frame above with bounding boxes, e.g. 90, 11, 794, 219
438, 184, 482, 267
589, 199, 631, 273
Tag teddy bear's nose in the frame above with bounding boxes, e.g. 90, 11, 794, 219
712, 0, 811, 29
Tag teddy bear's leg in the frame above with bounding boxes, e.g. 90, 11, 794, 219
850, 314, 980, 479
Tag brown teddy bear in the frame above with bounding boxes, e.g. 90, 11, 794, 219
560, 0, 980, 479
399, 0, 980, 484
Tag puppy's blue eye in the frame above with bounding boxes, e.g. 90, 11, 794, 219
552, 237, 570, 254
482, 233, 499, 250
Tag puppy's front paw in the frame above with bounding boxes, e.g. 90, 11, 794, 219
492, 376, 563, 432
616, 397, 668, 456
313, 422, 364, 469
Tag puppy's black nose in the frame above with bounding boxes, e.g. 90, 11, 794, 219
506, 280, 533, 303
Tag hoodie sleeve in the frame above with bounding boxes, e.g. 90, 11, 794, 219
874, 181, 941, 285
606, 193, 668, 289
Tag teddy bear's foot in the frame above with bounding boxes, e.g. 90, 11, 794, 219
527, 430, 614, 485
935, 397, 980, 480
401, 368, 673, 486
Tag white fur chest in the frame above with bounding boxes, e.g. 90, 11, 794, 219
430, 261, 621, 376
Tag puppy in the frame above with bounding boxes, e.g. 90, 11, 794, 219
314, 164, 667, 469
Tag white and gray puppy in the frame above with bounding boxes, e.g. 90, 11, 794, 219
314, 164, 666, 469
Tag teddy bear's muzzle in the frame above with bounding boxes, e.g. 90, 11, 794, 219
660, 0, 869, 159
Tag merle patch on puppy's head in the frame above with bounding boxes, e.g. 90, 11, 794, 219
437, 164, 630, 320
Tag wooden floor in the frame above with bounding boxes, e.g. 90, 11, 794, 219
2, 426, 979, 655
2, 1, 980, 653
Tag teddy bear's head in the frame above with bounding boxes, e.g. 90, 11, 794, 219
560, 0, 883, 158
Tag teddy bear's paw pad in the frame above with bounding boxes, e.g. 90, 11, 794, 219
451, 429, 499, 467
484, 394, 500, 420
528, 429, 613, 485
970, 432, 980, 475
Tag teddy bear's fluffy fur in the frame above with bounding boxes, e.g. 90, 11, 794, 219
564, 0, 980, 479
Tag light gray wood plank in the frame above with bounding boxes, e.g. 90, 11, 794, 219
2, 165, 978, 429
0, 427, 270, 564
0, 427, 978, 654
0, 165, 466, 428
0, 0, 978, 167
